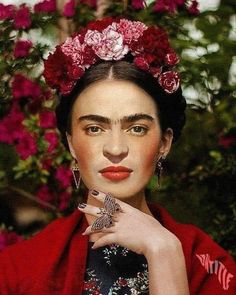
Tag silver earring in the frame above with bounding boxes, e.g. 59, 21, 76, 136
156, 155, 166, 187
71, 160, 81, 190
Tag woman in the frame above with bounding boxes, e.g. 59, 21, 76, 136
0, 17, 235, 295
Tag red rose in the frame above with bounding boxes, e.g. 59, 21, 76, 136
158, 71, 180, 93
134, 56, 149, 71
165, 51, 179, 66
14, 5, 31, 29
0, 4, 15, 20
43, 47, 83, 95
34, 0, 57, 13
131, 26, 170, 65
14, 40, 32, 58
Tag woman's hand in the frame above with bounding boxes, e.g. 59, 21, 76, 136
78, 189, 181, 259
78, 189, 190, 295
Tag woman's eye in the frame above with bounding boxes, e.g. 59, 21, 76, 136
129, 126, 149, 135
84, 126, 103, 135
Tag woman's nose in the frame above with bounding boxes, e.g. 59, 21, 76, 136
103, 130, 129, 163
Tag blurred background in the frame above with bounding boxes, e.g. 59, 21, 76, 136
0, 0, 235, 257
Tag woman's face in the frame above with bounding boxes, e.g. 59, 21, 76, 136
67, 79, 173, 199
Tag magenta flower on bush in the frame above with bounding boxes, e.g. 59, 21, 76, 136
14, 5, 31, 29
15, 131, 37, 160
188, 0, 199, 15
55, 165, 72, 189
39, 111, 56, 128
153, 0, 185, 13
0, 3, 15, 20
36, 185, 55, 204
131, 0, 146, 10
0, 230, 24, 251
14, 40, 33, 58
12, 74, 42, 101
63, 0, 76, 17
58, 191, 71, 211
44, 131, 58, 153
0, 104, 25, 144
41, 158, 52, 170
34, 0, 57, 13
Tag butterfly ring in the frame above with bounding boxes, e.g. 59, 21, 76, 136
91, 193, 122, 231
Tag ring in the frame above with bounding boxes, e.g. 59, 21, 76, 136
97, 207, 106, 216
91, 193, 122, 231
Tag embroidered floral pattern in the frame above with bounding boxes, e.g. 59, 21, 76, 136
83, 243, 149, 294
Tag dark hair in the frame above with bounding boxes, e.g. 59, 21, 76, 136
56, 60, 186, 149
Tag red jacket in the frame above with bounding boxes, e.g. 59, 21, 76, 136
0, 203, 235, 294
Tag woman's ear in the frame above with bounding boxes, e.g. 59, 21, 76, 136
66, 132, 76, 159
159, 128, 173, 156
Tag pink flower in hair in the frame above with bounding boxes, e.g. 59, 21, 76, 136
117, 19, 147, 45
165, 51, 180, 66
158, 71, 180, 94
92, 23, 129, 61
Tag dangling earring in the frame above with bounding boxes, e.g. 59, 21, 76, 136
71, 159, 81, 190
156, 155, 166, 187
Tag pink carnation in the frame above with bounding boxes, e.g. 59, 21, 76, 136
117, 19, 147, 45
91, 23, 129, 61
12, 74, 42, 100
55, 165, 72, 189
15, 131, 37, 160
63, 0, 76, 17
36, 185, 55, 204
0, 4, 15, 20
34, 0, 57, 13
158, 71, 180, 93
58, 191, 71, 211
39, 111, 56, 128
14, 5, 31, 29
14, 40, 33, 58
0, 104, 25, 144
44, 131, 58, 153
0, 230, 24, 251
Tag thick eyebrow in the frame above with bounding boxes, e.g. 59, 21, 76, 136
77, 113, 154, 124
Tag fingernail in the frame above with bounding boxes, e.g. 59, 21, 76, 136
78, 203, 86, 209
90, 189, 99, 196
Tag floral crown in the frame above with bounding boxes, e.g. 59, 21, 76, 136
43, 17, 181, 95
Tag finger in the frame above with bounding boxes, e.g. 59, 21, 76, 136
82, 224, 115, 236
92, 234, 115, 249
78, 203, 106, 217
89, 189, 127, 211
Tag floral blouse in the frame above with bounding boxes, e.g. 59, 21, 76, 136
82, 242, 149, 295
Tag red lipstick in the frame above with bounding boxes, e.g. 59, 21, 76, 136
99, 166, 133, 181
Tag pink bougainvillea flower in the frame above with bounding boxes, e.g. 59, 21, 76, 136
0, 104, 25, 144
188, 0, 199, 15
153, 0, 185, 13
14, 40, 33, 58
39, 110, 56, 129
63, 0, 76, 17
0, 3, 15, 20
44, 131, 58, 153
36, 185, 55, 204
0, 230, 24, 251
15, 131, 37, 160
41, 158, 52, 170
12, 74, 42, 100
218, 135, 236, 149
34, 0, 57, 13
14, 4, 31, 29
131, 0, 146, 10
58, 191, 71, 211
55, 165, 72, 189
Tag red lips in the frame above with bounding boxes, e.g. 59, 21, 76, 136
99, 166, 133, 173
99, 166, 133, 181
